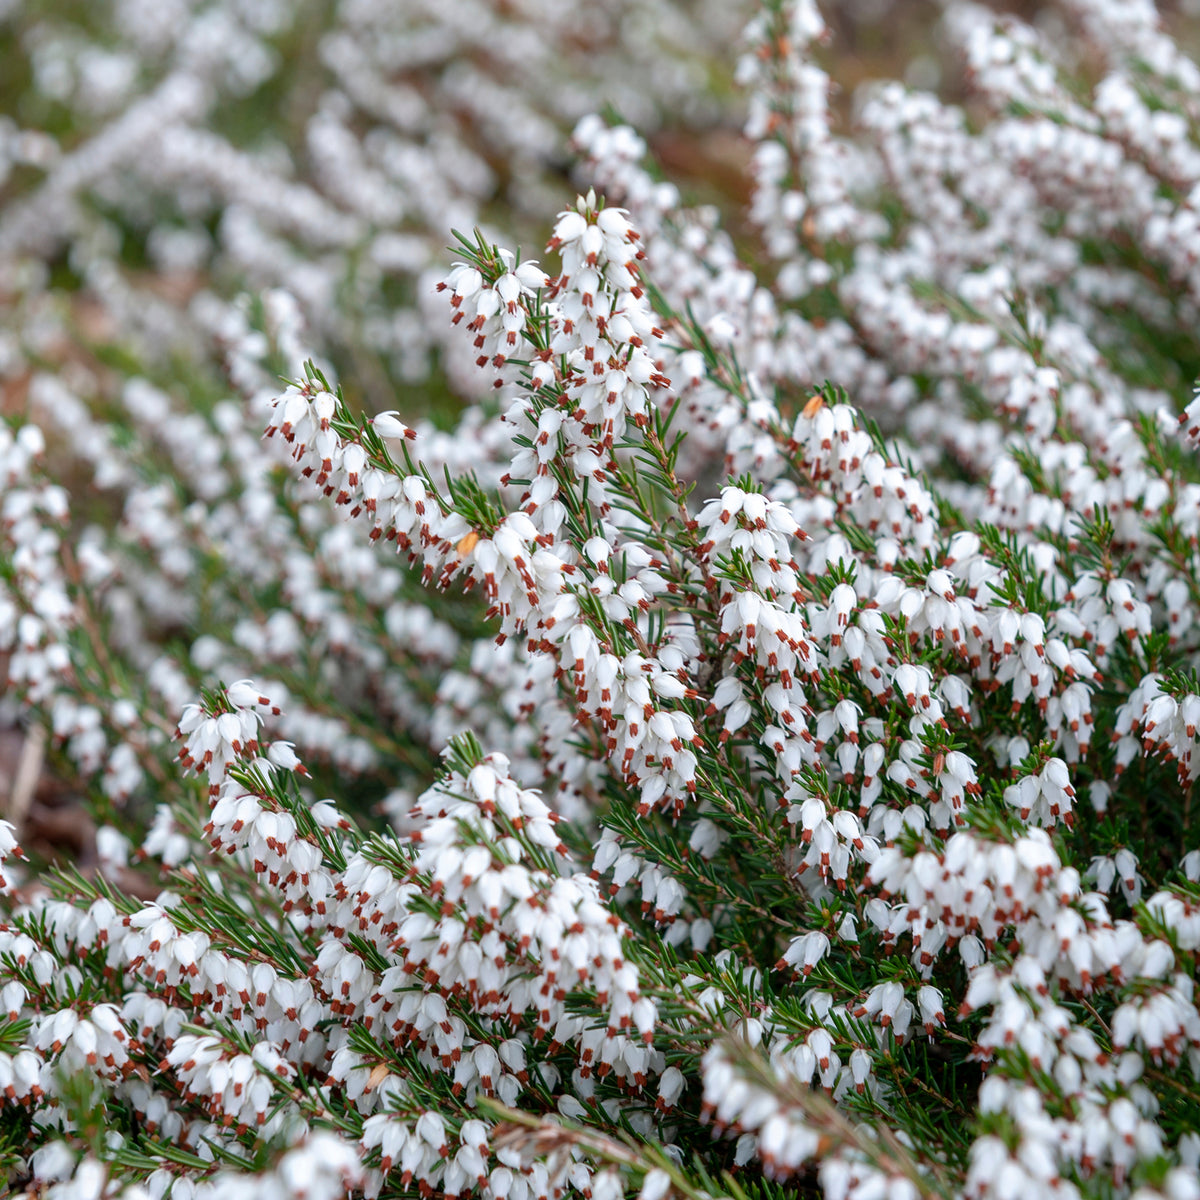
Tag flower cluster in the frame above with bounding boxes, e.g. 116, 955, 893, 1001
0, 685, 660, 1199
3, 0, 1200, 1198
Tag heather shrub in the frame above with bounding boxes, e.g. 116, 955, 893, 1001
2, 1, 1200, 1199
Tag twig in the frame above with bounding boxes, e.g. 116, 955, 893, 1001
7, 723, 45, 832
